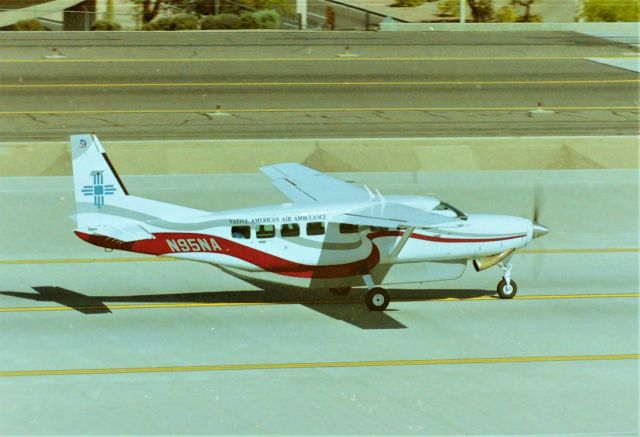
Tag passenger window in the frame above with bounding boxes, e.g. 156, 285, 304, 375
339, 223, 359, 234
306, 222, 325, 236
231, 225, 251, 239
370, 226, 389, 231
256, 224, 275, 239
280, 223, 300, 237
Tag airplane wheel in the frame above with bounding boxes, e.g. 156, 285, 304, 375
497, 278, 518, 299
329, 286, 351, 296
365, 287, 390, 311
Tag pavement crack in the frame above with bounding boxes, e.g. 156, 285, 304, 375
26, 114, 48, 125
89, 117, 123, 127
374, 111, 392, 120
422, 111, 451, 121
611, 110, 639, 120
231, 113, 252, 121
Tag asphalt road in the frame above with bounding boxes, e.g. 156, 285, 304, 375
0, 31, 638, 141
0, 169, 638, 434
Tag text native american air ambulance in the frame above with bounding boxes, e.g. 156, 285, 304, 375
71, 134, 549, 311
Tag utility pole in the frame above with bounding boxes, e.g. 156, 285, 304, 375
459, 0, 465, 23
296, 0, 307, 29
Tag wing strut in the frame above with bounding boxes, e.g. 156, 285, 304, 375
389, 226, 416, 259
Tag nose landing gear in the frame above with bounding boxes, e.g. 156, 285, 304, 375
497, 262, 518, 299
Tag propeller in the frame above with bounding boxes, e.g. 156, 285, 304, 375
531, 184, 549, 239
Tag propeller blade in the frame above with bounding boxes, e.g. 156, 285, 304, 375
532, 184, 542, 223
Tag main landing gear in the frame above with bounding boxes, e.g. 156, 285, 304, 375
330, 282, 389, 311
361, 273, 390, 311
365, 287, 390, 311
496, 262, 518, 299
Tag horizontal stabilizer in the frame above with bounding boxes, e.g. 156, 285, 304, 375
78, 223, 155, 243
337, 203, 460, 229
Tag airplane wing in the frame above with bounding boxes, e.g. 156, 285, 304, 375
260, 163, 371, 203
77, 223, 155, 242
335, 202, 461, 229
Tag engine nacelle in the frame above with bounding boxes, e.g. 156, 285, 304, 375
473, 248, 516, 272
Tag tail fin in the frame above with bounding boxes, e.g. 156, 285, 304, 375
70, 134, 208, 239
71, 134, 131, 226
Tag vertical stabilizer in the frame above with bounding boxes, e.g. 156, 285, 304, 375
71, 134, 129, 227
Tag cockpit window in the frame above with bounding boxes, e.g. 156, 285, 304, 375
433, 202, 467, 220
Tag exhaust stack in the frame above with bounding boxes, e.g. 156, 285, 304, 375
473, 248, 516, 272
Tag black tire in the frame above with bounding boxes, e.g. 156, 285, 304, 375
497, 278, 518, 299
365, 287, 390, 311
329, 286, 351, 296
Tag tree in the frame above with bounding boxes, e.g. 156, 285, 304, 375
581, 0, 639, 21
467, 0, 494, 21
104, 0, 115, 21
136, 0, 163, 23
510, 0, 541, 21
437, 0, 460, 16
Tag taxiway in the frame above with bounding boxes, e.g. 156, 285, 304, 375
1, 168, 638, 434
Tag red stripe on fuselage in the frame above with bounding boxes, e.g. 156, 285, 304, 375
74, 229, 524, 279
369, 230, 526, 243
74, 231, 379, 279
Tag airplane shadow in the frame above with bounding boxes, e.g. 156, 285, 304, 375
0, 286, 495, 330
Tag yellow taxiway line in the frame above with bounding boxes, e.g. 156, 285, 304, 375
1, 353, 637, 378
1, 248, 636, 266
2, 79, 637, 89
0, 293, 637, 314
0, 55, 633, 64
0, 106, 638, 116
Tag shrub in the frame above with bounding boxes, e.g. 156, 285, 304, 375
254, 9, 280, 28
147, 16, 174, 30
91, 19, 122, 31
172, 13, 199, 30
517, 13, 541, 21
581, 0, 639, 21
392, 0, 426, 7
201, 14, 242, 30
13, 19, 44, 31
437, 0, 459, 16
147, 14, 198, 30
240, 11, 260, 28
496, 5, 518, 21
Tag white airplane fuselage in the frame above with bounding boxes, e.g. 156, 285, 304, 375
75, 195, 532, 289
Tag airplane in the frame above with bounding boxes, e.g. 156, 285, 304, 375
70, 133, 549, 311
